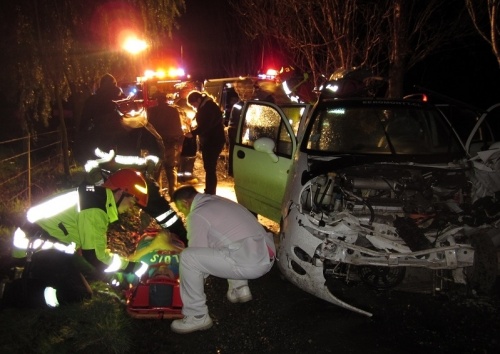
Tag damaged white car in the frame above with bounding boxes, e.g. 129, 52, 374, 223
232, 73, 500, 317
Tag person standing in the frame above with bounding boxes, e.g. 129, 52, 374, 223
74, 73, 128, 165
147, 93, 185, 200
170, 186, 276, 334
174, 85, 199, 184
186, 91, 226, 194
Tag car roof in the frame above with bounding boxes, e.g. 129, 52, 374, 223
204, 76, 260, 85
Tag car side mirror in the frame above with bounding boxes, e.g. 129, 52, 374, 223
254, 137, 278, 162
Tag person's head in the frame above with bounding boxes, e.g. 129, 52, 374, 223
172, 186, 199, 216
98, 73, 123, 100
186, 90, 203, 110
102, 169, 149, 212
234, 79, 255, 101
100, 73, 117, 90
155, 92, 167, 103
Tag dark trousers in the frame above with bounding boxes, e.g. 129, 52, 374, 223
201, 141, 225, 194
3, 250, 93, 308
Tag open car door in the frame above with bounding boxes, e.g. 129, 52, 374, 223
232, 100, 310, 222
464, 103, 500, 201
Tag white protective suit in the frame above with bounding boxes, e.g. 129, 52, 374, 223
179, 193, 275, 316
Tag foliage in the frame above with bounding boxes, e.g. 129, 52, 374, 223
465, 0, 500, 68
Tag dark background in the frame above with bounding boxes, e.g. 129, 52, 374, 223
175, 0, 500, 110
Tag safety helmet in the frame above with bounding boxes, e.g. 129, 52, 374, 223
102, 169, 149, 207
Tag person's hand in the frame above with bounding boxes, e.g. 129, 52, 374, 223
107, 271, 140, 289
185, 132, 193, 138
107, 271, 126, 288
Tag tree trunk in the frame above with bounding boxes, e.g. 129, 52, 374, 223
388, 0, 405, 98
55, 85, 70, 177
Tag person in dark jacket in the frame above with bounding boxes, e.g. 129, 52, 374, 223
147, 93, 185, 200
175, 85, 199, 184
187, 91, 226, 194
75, 73, 129, 164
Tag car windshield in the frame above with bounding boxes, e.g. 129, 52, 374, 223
304, 101, 463, 155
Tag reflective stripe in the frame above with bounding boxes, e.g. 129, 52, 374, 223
155, 210, 179, 229
44, 287, 59, 308
85, 148, 115, 172
114, 154, 160, 166
104, 253, 123, 273
84, 148, 160, 172
13, 227, 76, 255
160, 215, 179, 228
134, 262, 148, 278
26, 190, 79, 223
155, 209, 175, 222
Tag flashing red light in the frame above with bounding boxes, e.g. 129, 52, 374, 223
258, 68, 279, 80
266, 69, 278, 77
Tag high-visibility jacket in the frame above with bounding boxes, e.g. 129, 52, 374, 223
19, 184, 128, 270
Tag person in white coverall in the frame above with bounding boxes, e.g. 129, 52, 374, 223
170, 186, 276, 334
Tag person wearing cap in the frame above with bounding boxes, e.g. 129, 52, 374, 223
6, 169, 150, 308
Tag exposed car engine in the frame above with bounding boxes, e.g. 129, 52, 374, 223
296, 162, 498, 293
303, 164, 471, 224
302, 163, 472, 230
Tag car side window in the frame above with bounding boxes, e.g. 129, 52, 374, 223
280, 106, 305, 136
241, 103, 294, 157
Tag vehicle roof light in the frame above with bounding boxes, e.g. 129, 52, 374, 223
266, 69, 278, 77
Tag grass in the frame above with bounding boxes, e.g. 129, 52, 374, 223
0, 282, 134, 354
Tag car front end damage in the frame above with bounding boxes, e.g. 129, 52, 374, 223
278, 97, 500, 316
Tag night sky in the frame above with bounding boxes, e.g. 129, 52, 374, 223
172, 0, 234, 79
175, 0, 500, 109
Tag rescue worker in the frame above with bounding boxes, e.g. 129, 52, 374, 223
75, 73, 129, 164
75, 73, 188, 244
6, 169, 150, 308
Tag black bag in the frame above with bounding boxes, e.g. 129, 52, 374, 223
181, 136, 197, 157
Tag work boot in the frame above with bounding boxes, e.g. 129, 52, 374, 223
171, 314, 213, 334
227, 285, 252, 303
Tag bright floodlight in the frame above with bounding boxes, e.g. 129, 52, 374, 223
123, 38, 148, 55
